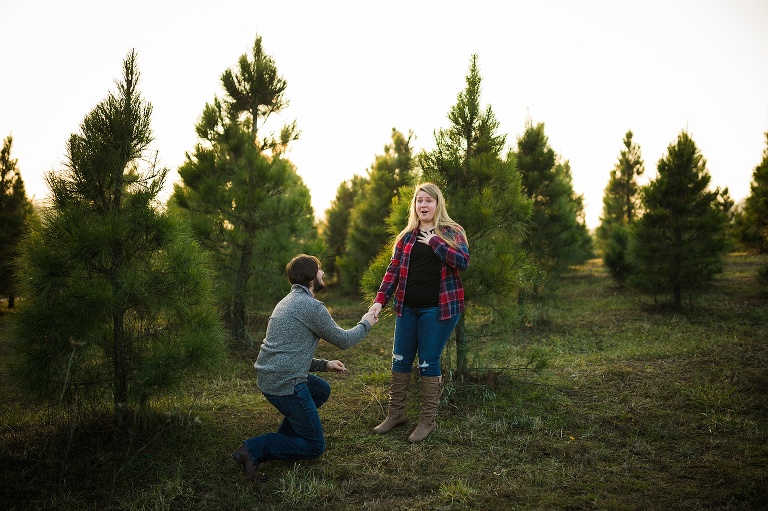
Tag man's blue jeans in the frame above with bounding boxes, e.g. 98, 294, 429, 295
243, 373, 330, 464
392, 305, 461, 377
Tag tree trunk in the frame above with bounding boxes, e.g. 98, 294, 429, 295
113, 312, 127, 428
231, 238, 254, 342
454, 314, 467, 378
111, 210, 126, 427
7, 293, 14, 308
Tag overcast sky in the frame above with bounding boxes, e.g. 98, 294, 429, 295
2, 0, 766, 228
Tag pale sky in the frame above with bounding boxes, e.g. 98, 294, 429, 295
2, 0, 767, 229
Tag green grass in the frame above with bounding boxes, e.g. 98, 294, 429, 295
1, 254, 767, 510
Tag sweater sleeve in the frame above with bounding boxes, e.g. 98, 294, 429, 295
308, 301, 371, 349
309, 358, 329, 372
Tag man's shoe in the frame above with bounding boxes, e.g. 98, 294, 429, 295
232, 444, 268, 483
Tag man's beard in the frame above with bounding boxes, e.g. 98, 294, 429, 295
312, 276, 325, 293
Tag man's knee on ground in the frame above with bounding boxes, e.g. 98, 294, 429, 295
306, 439, 326, 459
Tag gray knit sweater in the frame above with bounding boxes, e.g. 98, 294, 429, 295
254, 284, 372, 396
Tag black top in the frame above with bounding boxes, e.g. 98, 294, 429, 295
404, 236, 441, 308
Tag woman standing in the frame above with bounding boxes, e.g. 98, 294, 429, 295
368, 182, 469, 442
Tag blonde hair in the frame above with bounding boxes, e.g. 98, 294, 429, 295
395, 182, 466, 249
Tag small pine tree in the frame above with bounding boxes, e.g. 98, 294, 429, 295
596, 130, 645, 284
321, 175, 367, 281
10, 51, 226, 427
0, 134, 33, 307
733, 131, 768, 292
628, 130, 729, 307
515, 120, 593, 286
734, 132, 768, 254
338, 129, 415, 294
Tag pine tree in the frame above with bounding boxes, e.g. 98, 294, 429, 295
172, 35, 316, 343
10, 52, 225, 427
321, 175, 367, 281
515, 120, 593, 285
628, 131, 729, 307
363, 55, 535, 377
734, 132, 768, 254
733, 131, 768, 290
596, 130, 645, 283
338, 129, 415, 294
0, 134, 33, 307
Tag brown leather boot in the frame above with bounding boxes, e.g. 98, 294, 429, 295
373, 370, 411, 434
408, 375, 441, 442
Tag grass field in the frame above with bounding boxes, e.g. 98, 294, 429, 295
1, 254, 766, 510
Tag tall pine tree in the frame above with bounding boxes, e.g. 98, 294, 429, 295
172, 35, 316, 344
11, 52, 225, 427
363, 55, 535, 377
0, 134, 33, 308
628, 131, 729, 307
596, 130, 645, 283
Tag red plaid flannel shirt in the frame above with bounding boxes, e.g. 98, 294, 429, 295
375, 226, 469, 320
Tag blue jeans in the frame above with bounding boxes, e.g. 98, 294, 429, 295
391, 306, 461, 377
243, 373, 330, 464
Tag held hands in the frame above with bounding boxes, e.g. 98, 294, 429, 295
368, 302, 383, 319
327, 360, 346, 374
362, 310, 379, 327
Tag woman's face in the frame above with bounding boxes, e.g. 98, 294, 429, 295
415, 190, 437, 225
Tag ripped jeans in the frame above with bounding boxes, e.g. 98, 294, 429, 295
391, 305, 461, 377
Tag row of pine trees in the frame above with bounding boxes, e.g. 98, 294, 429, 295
1, 36, 766, 427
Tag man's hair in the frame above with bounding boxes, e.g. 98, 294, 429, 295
286, 254, 321, 287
